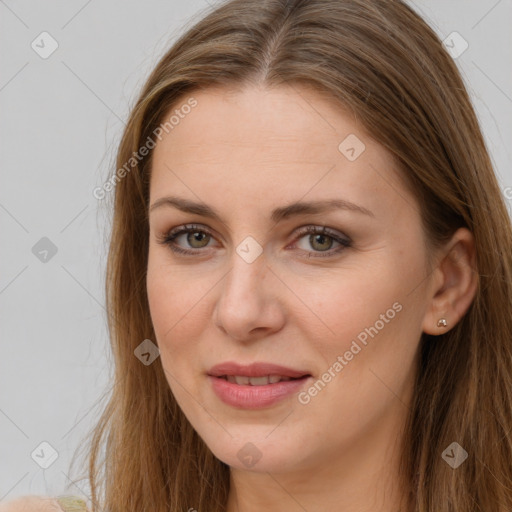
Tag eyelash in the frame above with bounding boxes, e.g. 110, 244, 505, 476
156, 223, 352, 258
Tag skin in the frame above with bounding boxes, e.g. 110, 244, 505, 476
147, 83, 478, 511
0, 496, 65, 511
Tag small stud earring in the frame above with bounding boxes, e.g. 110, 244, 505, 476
437, 318, 448, 328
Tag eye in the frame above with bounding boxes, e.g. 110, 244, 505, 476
156, 224, 216, 255
156, 223, 351, 258
291, 225, 351, 258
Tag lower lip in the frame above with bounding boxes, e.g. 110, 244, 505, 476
208, 375, 311, 409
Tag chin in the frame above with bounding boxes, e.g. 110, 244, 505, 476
198, 426, 315, 474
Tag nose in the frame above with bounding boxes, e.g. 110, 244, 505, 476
213, 247, 286, 342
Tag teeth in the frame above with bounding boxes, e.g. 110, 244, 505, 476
224, 375, 294, 385
248, 376, 270, 386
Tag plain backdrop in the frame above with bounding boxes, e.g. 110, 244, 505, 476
1, 0, 511, 502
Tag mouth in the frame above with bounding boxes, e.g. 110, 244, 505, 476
207, 362, 312, 409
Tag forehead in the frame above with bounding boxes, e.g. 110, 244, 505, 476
149, 84, 413, 222
153, 83, 362, 160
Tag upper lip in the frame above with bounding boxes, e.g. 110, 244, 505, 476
208, 362, 311, 379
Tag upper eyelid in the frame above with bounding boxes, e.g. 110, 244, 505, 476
165, 223, 345, 236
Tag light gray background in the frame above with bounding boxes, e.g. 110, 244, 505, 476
1, 0, 511, 502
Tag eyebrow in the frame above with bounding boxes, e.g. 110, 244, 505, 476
149, 196, 374, 223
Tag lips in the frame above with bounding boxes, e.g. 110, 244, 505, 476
207, 362, 312, 409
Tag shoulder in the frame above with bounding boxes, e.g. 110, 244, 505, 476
0, 495, 89, 512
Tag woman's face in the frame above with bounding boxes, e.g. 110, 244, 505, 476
147, 84, 434, 474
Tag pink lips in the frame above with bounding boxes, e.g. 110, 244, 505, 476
208, 361, 312, 409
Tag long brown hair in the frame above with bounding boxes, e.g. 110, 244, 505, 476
73, 0, 512, 510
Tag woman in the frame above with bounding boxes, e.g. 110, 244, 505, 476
5, 0, 511, 510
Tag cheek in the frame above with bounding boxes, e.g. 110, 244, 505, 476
288, 281, 417, 447
146, 265, 210, 415
146, 261, 208, 367
288, 265, 404, 349
288, 255, 424, 392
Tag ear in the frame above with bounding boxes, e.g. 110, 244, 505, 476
421, 227, 479, 335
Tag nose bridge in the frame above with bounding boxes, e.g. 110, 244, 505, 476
214, 238, 283, 339
222, 241, 267, 307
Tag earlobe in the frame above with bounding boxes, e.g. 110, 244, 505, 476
421, 228, 479, 335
